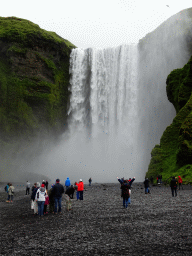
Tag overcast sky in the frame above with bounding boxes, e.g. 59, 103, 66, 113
0, 0, 191, 49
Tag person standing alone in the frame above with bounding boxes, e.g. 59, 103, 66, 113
26, 181, 30, 195
5, 183, 10, 202
170, 177, 177, 197
144, 178, 150, 194
121, 180, 130, 209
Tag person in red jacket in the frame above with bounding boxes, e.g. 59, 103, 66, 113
78, 179, 84, 200
178, 176, 183, 190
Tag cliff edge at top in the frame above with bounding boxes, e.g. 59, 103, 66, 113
0, 17, 76, 149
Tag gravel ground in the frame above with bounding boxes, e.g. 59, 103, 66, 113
0, 182, 192, 256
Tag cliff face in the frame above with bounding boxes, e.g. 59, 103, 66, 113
146, 56, 192, 182
137, 7, 192, 181
0, 17, 76, 148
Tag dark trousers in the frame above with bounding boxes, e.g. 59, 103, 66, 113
54, 197, 62, 213
44, 205, 47, 214
37, 201, 45, 216
179, 183, 183, 190
79, 191, 83, 200
26, 188, 30, 195
123, 197, 129, 208
171, 188, 177, 197
8, 195, 13, 201
49, 200, 54, 213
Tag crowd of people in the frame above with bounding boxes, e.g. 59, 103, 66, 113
4, 175, 184, 214
30, 178, 85, 216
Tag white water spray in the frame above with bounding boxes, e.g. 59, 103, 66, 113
67, 45, 139, 182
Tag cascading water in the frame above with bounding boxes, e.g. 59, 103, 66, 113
67, 45, 139, 181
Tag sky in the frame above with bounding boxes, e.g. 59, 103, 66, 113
0, 0, 192, 49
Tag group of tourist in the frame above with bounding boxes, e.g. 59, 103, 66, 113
29, 177, 85, 216
143, 175, 183, 197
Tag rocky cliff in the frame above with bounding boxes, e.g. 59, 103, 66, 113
0, 16, 76, 149
146, 56, 192, 183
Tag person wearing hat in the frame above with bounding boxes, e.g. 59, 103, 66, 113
35, 184, 46, 216
77, 179, 84, 200
52, 179, 64, 213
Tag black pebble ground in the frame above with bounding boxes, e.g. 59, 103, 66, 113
0, 183, 192, 255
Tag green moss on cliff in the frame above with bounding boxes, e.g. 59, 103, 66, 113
146, 56, 192, 183
0, 16, 76, 145
0, 16, 76, 51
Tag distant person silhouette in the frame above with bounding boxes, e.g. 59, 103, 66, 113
65, 177, 71, 190
121, 180, 130, 208
144, 178, 150, 194
26, 181, 30, 195
5, 183, 10, 202
170, 177, 177, 197
89, 178, 92, 186
178, 176, 183, 190
45, 180, 48, 190
8, 183, 14, 203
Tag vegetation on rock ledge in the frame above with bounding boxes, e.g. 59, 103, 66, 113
146, 56, 192, 184
0, 16, 76, 148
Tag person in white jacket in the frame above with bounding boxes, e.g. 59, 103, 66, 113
35, 184, 46, 216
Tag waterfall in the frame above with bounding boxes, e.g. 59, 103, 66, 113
14, 10, 191, 183
67, 45, 139, 181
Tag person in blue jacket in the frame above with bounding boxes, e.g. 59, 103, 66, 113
5, 183, 10, 202
65, 177, 71, 190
